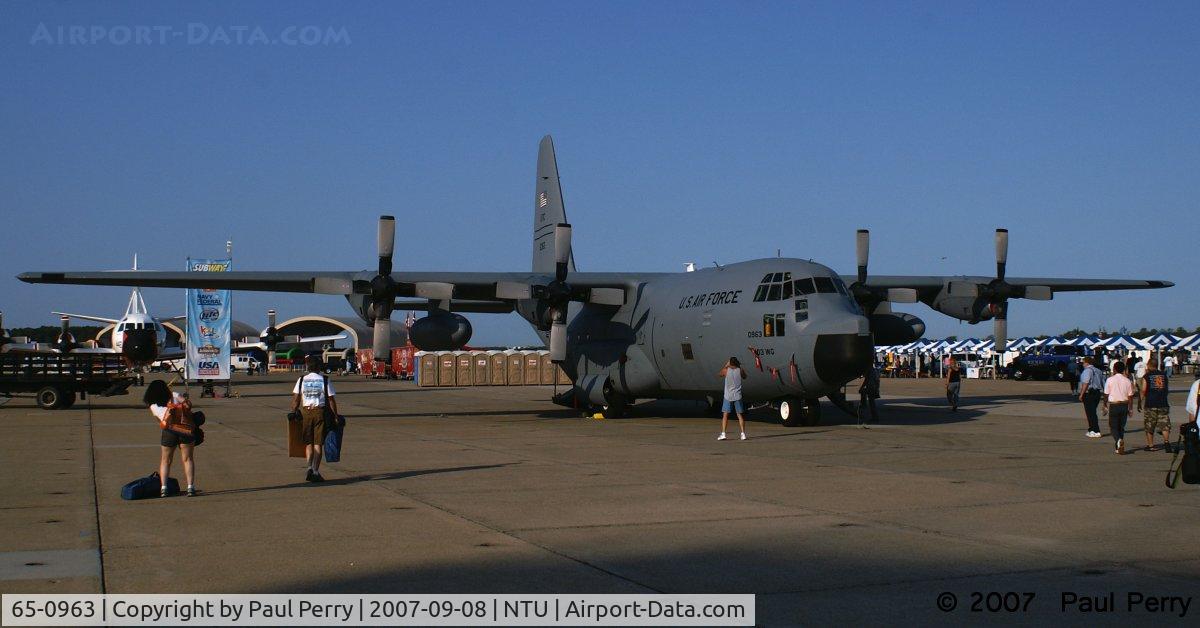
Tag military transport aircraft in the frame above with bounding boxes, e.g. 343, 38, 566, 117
18, 136, 1172, 425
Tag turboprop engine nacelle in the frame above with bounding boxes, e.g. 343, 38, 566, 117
409, 312, 473, 351
869, 312, 926, 346
931, 295, 992, 323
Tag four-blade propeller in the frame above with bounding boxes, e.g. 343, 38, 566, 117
849, 229, 918, 313
369, 216, 399, 364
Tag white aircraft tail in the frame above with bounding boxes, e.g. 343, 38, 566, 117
125, 254, 148, 316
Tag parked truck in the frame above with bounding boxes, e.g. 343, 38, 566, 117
1009, 345, 1087, 381
0, 352, 136, 409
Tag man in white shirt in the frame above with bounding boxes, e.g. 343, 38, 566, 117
1186, 376, 1200, 424
717, 357, 748, 441
1164, 354, 1175, 378
1103, 361, 1135, 455
291, 356, 338, 482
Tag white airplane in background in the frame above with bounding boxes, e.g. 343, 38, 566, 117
50, 256, 185, 366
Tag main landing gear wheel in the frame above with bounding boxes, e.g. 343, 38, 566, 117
779, 397, 821, 427
601, 394, 634, 419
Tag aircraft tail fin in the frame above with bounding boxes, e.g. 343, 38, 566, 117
532, 135, 575, 274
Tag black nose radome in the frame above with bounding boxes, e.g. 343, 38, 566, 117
123, 331, 157, 363
814, 333, 873, 385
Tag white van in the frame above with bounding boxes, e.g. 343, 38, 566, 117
231, 354, 261, 373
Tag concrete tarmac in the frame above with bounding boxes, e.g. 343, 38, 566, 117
2, 372, 1198, 625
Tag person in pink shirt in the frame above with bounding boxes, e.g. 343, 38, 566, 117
1103, 361, 1135, 455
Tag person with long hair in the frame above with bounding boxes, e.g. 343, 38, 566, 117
717, 356, 748, 441
143, 380, 198, 497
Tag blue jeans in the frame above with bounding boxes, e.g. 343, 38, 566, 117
946, 382, 960, 409
722, 399, 744, 413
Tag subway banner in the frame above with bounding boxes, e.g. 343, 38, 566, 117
185, 258, 232, 380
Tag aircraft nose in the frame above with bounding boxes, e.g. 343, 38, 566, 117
813, 333, 873, 386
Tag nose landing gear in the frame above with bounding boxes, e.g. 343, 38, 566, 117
778, 396, 821, 427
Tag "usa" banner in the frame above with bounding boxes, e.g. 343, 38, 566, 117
185, 258, 232, 380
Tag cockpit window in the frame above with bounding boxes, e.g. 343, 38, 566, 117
813, 277, 837, 294
832, 276, 849, 296
794, 278, 815, 295
753, 272, 794, 302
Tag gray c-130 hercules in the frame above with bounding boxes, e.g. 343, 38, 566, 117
19, 136, 1173, 426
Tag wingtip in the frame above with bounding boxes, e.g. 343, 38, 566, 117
1148, 280, 1174, 288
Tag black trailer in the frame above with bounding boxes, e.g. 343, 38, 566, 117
0, 352, 135, 410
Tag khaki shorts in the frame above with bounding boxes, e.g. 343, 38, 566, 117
300, 407, 329, 445
1144, 407, 1171, 434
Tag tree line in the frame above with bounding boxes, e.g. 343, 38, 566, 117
6, 326, 104, 343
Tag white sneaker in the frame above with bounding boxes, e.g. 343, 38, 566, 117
740, 432, 747, 441
1087, 431, 1102, 438
717, 433, 727, 441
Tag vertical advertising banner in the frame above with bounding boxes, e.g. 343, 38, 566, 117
185, 258, 232, 380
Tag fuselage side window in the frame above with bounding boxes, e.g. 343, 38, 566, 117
763, 313, 787, 337
795, 299, 808, 322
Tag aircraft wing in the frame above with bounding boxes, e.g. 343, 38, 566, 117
157, 347, 186, 360
51, 311, 120, 325
840, 275, 1173, 299
19, 271, 666, 300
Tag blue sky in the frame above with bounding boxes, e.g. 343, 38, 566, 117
2, 1, 1197, 343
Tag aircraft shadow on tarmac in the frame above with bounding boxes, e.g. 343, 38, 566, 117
558, 396, 1013, 427
202, 464, 513, 496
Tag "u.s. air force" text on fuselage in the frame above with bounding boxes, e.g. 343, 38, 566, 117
678, 290, 743, 309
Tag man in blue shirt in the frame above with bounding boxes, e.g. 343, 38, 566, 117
1078, 356, 1104, 438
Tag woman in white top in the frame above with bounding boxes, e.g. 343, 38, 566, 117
144, 380, 198, 496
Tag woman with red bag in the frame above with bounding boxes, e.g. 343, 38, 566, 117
144, 380, 204, 497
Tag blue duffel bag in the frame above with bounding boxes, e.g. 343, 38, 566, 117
323, 414, 346, 463
121, 472, 179, 500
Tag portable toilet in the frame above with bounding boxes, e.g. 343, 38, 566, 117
454, 351, 473, 386
418, 351, 439, 387
505, 350, 524, 386
523, 351, 542, 385
438, 351, 457, 386
472, 351, 490, 386
489, 351, 508, 385
538, 350, 556, 384
556, 362, 572, 385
